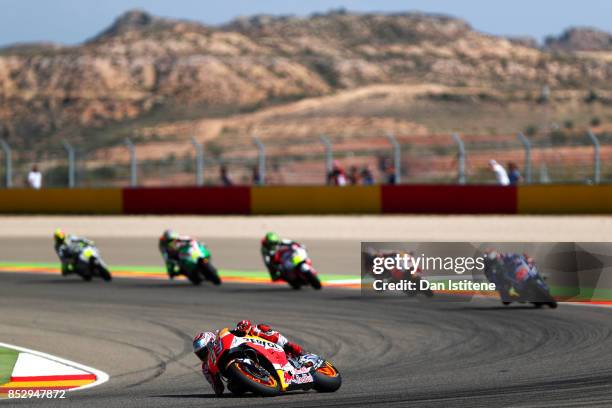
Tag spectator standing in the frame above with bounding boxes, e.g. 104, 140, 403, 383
507, 162, 522, 185
386, 166, 397, 185
251, 165, 260, 185
360, 166, 374, 185
489, 160, 510, 186
348, 166, 360, 185
220, 165, 233, 186
27, 165, 42, 189
328, 161, 347, 186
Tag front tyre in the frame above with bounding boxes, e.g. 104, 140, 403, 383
94, 261, 112, 282
312, 361, 342, 393
226, 360, 280, 397
308, 273, 322, 290
201, 261, 222, 285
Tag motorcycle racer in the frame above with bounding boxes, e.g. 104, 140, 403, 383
261, 232, 302, 281
158, 229, 192, 278
484, 251, 538, 301
193, 320, 304, 396
53, 228, 95, 276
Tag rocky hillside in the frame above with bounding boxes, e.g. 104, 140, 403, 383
545, 27, 612, 52
0, 9, 611, 148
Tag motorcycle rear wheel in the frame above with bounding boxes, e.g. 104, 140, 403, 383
226, 360, 280, 397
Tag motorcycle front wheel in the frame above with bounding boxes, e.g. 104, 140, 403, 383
226, 360, 280, 397
312, 361, 342, 393
308, 273, 322, 290
201, 260, 222, 285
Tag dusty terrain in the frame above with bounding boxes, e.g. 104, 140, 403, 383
1, 10, 611, 151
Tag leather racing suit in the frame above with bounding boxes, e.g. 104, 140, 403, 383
54, 235, 95, 275
159, 235, 192, 277
201, 322, 303, 396
261, 238, 299, 281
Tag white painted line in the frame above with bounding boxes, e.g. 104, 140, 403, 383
0, 342, 109, 392
12, 353, 88, 377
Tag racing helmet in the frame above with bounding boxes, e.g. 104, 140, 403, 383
54, 228, 66, 245
160, 229, 179, 245
263, 232, 280, 251
193, 332, 215, 362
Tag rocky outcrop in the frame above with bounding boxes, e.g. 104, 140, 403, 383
0, 10, 610, 145
545, 27, 612, 52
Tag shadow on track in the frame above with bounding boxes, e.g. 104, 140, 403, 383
20, 278, 102, 285
439, 305, 547, 311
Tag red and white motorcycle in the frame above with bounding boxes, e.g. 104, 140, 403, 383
274, 245, 322, 290
206, 328, 341, 396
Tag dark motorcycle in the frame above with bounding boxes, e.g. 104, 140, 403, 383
484, 253, 556, 308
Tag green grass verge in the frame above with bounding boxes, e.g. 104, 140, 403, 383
0, 347, 19, 385
0, 262, 358, 282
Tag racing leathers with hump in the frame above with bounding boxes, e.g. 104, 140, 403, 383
193, 320, 304, 396
54, 228, 95, 276
158, 229, 191, 278
261, 232, 298, 281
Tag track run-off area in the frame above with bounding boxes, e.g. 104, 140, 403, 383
1, 215, 612, 407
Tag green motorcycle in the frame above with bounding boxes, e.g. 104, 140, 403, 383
177, 240, 222, 286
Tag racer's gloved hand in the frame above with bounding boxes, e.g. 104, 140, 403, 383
257, 324, 271, 333
284, 342, 303, 357
236, 320, 252, 334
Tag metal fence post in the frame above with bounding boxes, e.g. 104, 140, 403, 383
516, 132, 532, 184
320, 136, 333, 182
0, 138, 11, 188
253, 136, 265, 186
191, 137, 204, 186
125, 138, 137, 187
62, 140, 76, 188
386, 133, 401, 184
587, 129, 601, 184
452, 133, 466, 185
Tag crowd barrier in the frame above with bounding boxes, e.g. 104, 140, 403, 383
0, 185, 611, 215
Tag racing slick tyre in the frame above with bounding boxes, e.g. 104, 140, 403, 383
94, 262, 112, 282
99, 267, 112, 282
226, 360, 280, 397
502, 301, 512, 306
311, 361, 342, 393
308, 273, 322, 290
201, 261, 222, 286
81, 274, 93, 282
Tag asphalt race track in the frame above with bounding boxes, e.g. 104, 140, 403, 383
2, 264, 612, 407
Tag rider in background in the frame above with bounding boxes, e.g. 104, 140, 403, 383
158, 229, 192, 278
484, 251, 537, 300
53, 228, 95, 276
193, 320, 304, 396
260, 232, 301, 281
